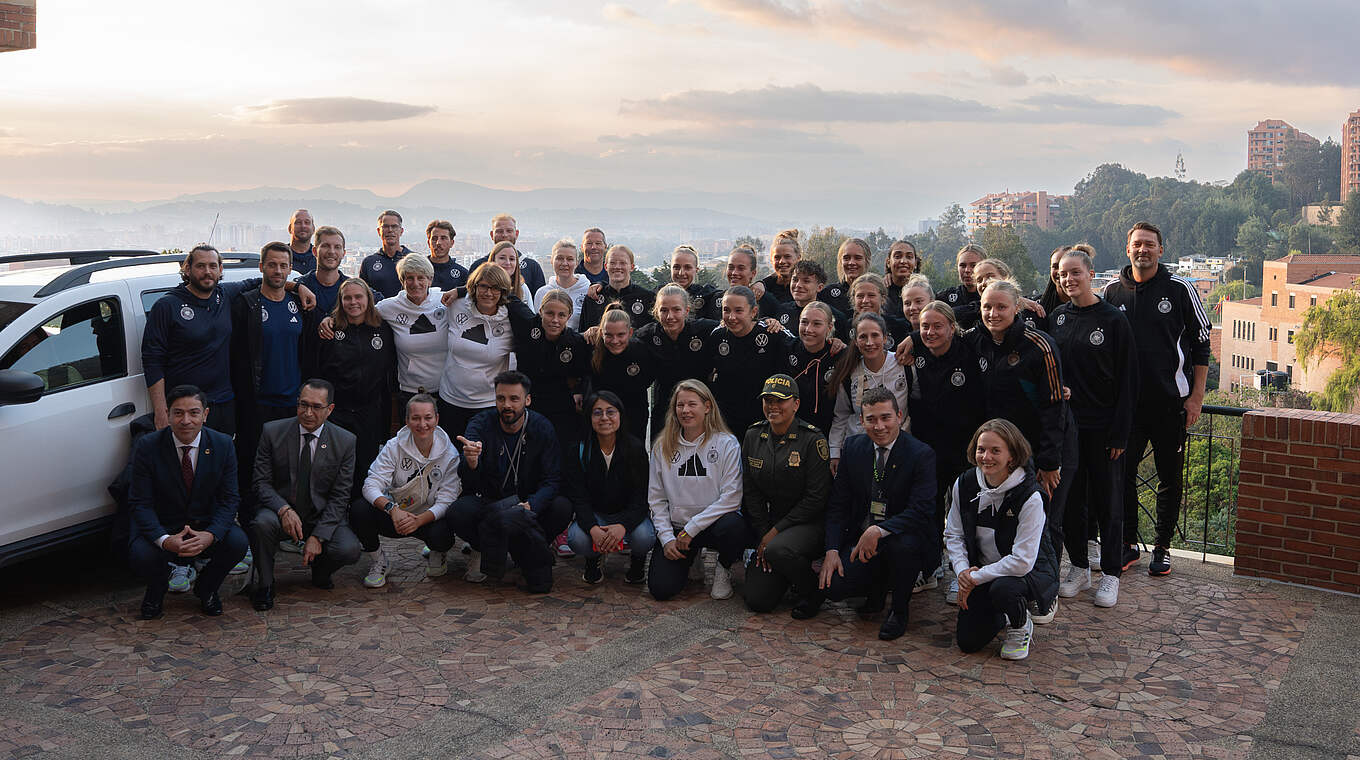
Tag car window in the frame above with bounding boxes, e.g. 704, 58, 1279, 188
141, 289, 173, 313
0, 300, 36, 332
0, 298, 127, 393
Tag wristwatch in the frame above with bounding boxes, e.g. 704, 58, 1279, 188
383, 501, 396, 513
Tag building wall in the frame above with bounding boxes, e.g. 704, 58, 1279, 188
967, 190, 1069, 233
1248, 119, 1316, 184
1344, 110, 1360, 204
0, 0, 35, 52
1235, 408, 1360, 595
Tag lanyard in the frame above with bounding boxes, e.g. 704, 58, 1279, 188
501, 430, 525, 495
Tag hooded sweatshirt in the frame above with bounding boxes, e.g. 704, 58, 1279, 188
944, 466, 1045, 584
648, 430, 743, 546
362, 425, 462, 518
439, 296, 514, 408
532, 274, 592, 331
828, 353, 910, 457
377, 287, 448, 394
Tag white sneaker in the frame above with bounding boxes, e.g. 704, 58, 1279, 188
426, 550, 448, 577
912, 571, 938, 594
1059, 566, 1091, 598
1093, 574, 1120, 608
1000, 614, 1034, 660
1088, 539, 1102, 574
710, 562, 734, 600
1030, 596, 1058, 625
362, 550, 389, 589
464, 550, 488, 583
945, 576, 959, 605
167, 563, 195, 593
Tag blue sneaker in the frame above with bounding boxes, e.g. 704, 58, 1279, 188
230, 547, 253, 575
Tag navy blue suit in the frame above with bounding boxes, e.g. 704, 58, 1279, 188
824, 431, 939, 612
127, 427, 249, 604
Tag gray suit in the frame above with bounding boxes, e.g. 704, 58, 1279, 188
249, 419, 361, 587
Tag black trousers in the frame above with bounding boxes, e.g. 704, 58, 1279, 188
349, 496, 455, 553
1038, 421, 1078, 583
956, 574, 1040, 653
203, 398, 237, 437
648, 512, 753, 601
248, 509, 362, 587
1063, 427, 1126, 577
1121, 403, 1187, 549
234, 402, 296, 519
330, 402, 385, 497
743, 521, 825, 613
825, 531, 940, 615
129, 525, 249, 604
448, 494, 573, 578
436, 399, 492, 447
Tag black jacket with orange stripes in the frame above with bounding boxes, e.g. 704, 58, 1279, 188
960, 319, 1071, 472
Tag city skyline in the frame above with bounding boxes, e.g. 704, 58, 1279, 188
1, 0, 1358, 226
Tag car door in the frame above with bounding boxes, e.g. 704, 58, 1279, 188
0, 281, 141, 549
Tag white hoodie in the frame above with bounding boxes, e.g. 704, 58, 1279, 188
828, 353, 910, 457
439, 296, 514, 408
377, 287, 447, 394
943, 467, 1045, 585
363, 426, 462, 519
648, 431, 743, 546
532, 275, 591, 330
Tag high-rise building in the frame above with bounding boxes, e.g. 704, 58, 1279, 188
1247, 119, 1317, 184
967, 191, 1068, 233
0, 0, 35, 52
1342, 109, 1360, 204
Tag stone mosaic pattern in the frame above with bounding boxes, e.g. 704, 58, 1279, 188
0, 546, 1317, 759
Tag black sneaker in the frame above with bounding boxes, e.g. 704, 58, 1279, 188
625, 555, 646, 584
1121, 545, 1141, 572
582, 557, 604, 585
1148, 547, 1172, 576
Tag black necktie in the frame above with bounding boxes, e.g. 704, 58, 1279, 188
297, 433, 315, 516
875, 445, 887, 477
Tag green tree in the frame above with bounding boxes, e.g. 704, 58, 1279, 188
934, 205, 967, 270
1233, 216, 1270, 285
1296, 289, 1360, 411
733, 234, 766, 252
1281, 136, 1326, 208
1205, 280, 1258, 311
803, 226, 845, 274
1336, 193, 1360, 252
1320, 138, 1343, 204
977, 224, 1040, 293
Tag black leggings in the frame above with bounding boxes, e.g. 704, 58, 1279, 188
956, 575, 1040, 653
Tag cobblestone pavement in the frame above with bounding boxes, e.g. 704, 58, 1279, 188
1, 544, 1357, 760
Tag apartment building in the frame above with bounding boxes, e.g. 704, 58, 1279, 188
967, 191, 1069, 232
1248, 119, 1317, 184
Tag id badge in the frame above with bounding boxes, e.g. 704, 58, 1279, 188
869, 499, 887, 521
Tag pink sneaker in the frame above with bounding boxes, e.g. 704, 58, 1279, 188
555, 530, 574, 558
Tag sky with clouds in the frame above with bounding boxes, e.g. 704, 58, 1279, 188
1, 0, 1358, 223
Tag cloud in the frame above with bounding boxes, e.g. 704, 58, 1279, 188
684, 0, 1360, 87
987, 65, 1029, 88
622, 84, 1177, 126
234, 97, 436, 125
598, 125, 858, 154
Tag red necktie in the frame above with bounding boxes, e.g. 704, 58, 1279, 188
181, 445, 194, 492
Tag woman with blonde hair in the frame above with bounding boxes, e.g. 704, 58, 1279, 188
438, 262, 515, 439
817, 237, 872, 315
488, 241, 534, 304
759, 228, 802, 304
668, 244, 722, 320
636, 283, 721, 435
580, 244, 655, 330
900, 274, 933, 330
647, 380, 749, 601
787, 301, 839, 434
587, 303, 657, 441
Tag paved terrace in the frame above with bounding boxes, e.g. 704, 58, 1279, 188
1, 546, 1357, 760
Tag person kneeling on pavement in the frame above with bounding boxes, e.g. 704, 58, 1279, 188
945, 418, 1060, 661
741, 374, 831, 616
128, 385, 249, 619
817, 387, 938, 640
449, 371, 573, 593
564, 391, 656, 585
247, 379, 362, 610
351, 393, 462, 588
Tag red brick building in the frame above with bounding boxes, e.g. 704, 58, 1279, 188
1343, 109, 1360, 204
0, 0, 34, 52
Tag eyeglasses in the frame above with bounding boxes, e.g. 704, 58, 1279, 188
591, 408, 620, 418
297, 401, 330, 412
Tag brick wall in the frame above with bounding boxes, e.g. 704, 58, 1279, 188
0, 0, 36, 52
1235, 407, 1360, 594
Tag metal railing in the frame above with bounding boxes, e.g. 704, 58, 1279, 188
1128, 404, 1248, 560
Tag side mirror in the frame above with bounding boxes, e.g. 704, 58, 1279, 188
0, 369, 45, 406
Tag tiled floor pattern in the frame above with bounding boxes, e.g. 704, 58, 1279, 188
0, 548, 1315, 759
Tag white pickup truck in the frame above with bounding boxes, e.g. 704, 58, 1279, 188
0, 251, 261, 567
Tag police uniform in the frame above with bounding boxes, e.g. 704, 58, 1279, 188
740, 375, 832, 614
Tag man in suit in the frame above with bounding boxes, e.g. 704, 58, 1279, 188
817, 387, 939, 640
248, 378, 362, 610
128, 385, 249, 619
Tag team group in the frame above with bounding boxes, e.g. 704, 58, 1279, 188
129, 208, 1211, 660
